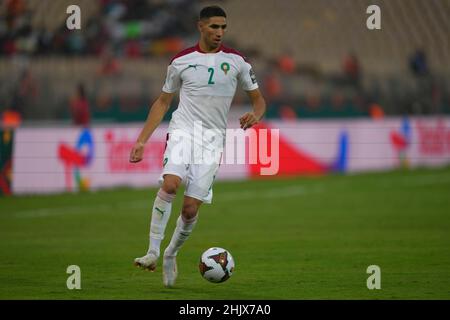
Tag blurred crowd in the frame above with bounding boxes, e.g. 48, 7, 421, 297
0, 0, 448, 127
0, 0, 197, 58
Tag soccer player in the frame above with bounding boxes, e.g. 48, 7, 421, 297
129, 5, 266, 287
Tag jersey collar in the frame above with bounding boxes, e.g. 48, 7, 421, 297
195, 43, 224, 54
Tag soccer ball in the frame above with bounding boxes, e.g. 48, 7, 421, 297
199, 247, 235, 283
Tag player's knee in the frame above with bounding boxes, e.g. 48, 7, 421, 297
181, 201, 200, 220
162, 183, 178, 195
161, 176, 181, 194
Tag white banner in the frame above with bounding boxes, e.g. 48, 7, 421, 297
12, 117, 450, 194
13, 125, 164, 194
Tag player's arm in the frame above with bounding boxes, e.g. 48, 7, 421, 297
240, 88, 266, 130
129, 91, 175, 163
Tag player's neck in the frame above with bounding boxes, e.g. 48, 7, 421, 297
198, 40, 222, 53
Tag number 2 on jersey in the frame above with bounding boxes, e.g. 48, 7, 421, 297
207, 68, 215, 85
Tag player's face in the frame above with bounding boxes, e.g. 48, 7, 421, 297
199, 16, 227, 49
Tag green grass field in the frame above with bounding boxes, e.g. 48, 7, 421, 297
1, 167, 450, 300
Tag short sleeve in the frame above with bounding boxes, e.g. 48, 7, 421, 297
162, 63, 181, 93
238, 60, 259, 91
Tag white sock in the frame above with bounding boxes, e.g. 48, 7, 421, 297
164, 215, 198, 257
147, 188, 175, 257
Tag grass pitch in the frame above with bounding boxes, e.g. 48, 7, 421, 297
1, 167, 449, 299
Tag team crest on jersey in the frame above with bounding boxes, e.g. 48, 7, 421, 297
220, 62, 230, 75
249, 68, 257, 84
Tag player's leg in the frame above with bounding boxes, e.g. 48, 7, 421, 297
162, 158, 220, 286
135, 130, 189, 271
163, 196, 202, 287
164, 196, 202, 257
134, 174, 181, 271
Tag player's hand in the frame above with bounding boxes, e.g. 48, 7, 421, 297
239, 112, 259, 130
129, 141, 145, 163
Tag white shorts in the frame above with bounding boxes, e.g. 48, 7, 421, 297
158, 132, 223, 204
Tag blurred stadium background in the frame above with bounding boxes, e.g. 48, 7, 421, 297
0, 0, 449, 299
0, 0, 449, 123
